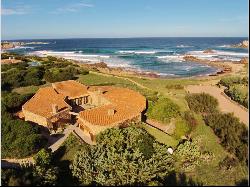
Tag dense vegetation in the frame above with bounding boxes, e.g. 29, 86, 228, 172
147, 97, 180, 123
1, 53, 89, 91
186, 93, 248, 167
1, 111, 47, 158
1, 79, 47, 158
2, 92, 33, 112
204, 113, 248, 165
70, 126, 175, 186
1, 149, 59, 186
219, 76, 248, 108
185, 93, 219, 114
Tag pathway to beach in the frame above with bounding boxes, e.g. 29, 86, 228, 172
185, 84, 248, 126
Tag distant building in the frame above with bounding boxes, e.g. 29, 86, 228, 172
22, 80, 146, 143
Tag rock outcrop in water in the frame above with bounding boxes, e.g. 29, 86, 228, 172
1, 42, 25, 50
231, 40, 248, 48
203, 49, 215, 53
240, 57, 248, 64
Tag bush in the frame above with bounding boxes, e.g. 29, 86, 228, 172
165, 84, 184, 89
219, 156, 238, 170
224, 85, 248, 108
174, 140, 201, 172
2, 92, 33, 112
183, 111, 198, 130
1, 113, 47, 158
79, 67, 89, 75
219, 76, 248, 88
173, 118, 191, 140
185, 93, 218, 114
43, 68, 77, 83
71, 126, 175, 185
147, 97, 180, 123
1, 65, 45, 90
204, 113, 248, 164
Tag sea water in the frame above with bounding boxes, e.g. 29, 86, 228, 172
5, 37, 248, 77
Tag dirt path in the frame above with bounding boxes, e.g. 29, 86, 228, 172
185, 85, 248, 126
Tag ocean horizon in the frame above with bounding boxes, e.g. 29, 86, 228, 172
4, 37, 248, 77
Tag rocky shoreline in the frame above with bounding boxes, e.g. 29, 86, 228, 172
231, 40, 249, 48
69, 54, 247, 79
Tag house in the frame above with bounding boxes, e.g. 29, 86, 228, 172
22, 80, 146, 144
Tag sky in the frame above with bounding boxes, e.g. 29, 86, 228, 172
1, 0, 249, 39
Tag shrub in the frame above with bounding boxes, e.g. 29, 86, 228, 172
183, 111, 198, 130
185, 93, 218, 114
165, 84, 184, 89
71, 126, 175, 185
224, 85, 248, 108
174, 140, 201, 172
173, 118, 191, 140
219, 76, 248, 88
1, 114, 47, 158
2, 92, 34, 112
147, 97, 180, 123
204, 113, 248, 164
79, 67, 89, 75
43, 69, 76, 83
219, 156, 238, 170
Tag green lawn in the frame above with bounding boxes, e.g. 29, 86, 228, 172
12, 83, 51, 95
141, 123, 179, 148
77, 72, 136, 87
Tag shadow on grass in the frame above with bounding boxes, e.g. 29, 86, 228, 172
161, 171, 203, 186
52, 146, 79, 186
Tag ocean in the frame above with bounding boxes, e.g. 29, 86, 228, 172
5, 37, 249, 77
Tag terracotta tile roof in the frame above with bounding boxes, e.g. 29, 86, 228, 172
52, 80, 89, 99
22, 87, 71, 118
79, 86, 146, 126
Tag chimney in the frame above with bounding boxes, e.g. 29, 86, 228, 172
52, 104, 58, 114
108, 109, 115, 116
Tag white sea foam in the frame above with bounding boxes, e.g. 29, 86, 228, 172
8, 46, 35, 50
31, 50, 110, 59
156, 55, 185, 62
117, 50, 157, 54
176, 45, 193, 48
30, 50, 133, 68
186, 50, 248, 61
217, 45, 232, 48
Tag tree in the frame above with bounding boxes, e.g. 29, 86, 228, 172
34, 148, 52, 167
33, 149, 59, 186
71, 126, 175, 185
2, 114, 47, 158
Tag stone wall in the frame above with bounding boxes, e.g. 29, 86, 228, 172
22, 109, 48, 126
